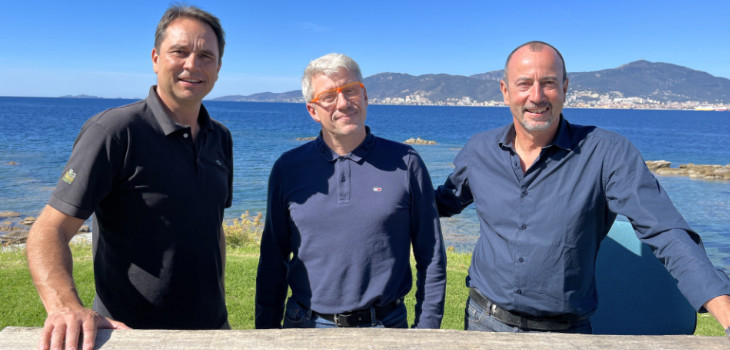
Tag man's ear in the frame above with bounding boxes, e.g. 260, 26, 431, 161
500, 80, 509, 104
152, 48, 159, 74
306, 103, 321, 123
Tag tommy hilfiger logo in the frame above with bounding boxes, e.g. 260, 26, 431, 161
373, 187, 382, 192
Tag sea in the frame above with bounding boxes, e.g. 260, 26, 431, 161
1, 97, 729, 273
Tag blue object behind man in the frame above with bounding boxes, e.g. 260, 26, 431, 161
592, 221, 696, 334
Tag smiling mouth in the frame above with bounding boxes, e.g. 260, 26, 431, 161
525, 106, 549, 114
180, 78, 202, 84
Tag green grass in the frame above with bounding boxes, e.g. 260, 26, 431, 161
1, 237, 725, 335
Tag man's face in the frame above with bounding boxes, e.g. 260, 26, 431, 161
500, 45, 568, 133
152, 17, 221, 110
306, 69, 368, 140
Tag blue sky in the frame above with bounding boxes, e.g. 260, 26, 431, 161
2, 0, 728, 99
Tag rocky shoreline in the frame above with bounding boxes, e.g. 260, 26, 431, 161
645, 161, 730, 181
2, 160, 727, 247
0, 211, 90, 247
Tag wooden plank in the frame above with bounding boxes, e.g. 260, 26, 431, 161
1, 327, 728, 349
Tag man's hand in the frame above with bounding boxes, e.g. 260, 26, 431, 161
39, 305, 129, 350
703, 294, 730, 337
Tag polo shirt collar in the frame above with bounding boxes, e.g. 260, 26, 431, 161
146, 86, 214, 136
315, 126, 375, 162
498, 114, 573, 152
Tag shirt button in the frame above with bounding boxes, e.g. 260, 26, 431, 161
520, 224, 527, 230
517, 289, 523, 295
340, 177, 346, 182
521, 190, 528, 197
519, 257, 524, 263
183, 133, 189, 138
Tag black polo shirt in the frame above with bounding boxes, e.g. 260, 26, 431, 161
49, 86, 233, 329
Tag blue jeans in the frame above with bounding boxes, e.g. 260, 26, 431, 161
283, 298, 408, 328
464, 296, 593, 334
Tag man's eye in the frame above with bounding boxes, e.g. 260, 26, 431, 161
321, 93, 337, 102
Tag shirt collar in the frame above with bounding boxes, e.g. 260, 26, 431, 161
498, 114, 573, 152
315, 126, 375, 162
146, 86, 214, 136
551, 115, 574, 151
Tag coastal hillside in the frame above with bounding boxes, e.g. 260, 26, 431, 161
213, 61, 730, 109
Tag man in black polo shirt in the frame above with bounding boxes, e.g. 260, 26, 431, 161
26, 5, 232, 350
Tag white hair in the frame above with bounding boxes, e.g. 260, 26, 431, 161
301, 53, 363, 102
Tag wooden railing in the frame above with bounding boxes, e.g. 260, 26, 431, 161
2, 327, 728, 349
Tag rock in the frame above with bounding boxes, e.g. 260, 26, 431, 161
296, 136, 316, 141
19, 217, 36, 225
0, 225, 23, 233
404, 137, 437, 145
7, 161, 18, 165
1, 229, 29, 245
78, 225, 91, 233
0, 211, 21, 218
646, 161, 730, 181
645, 160, 671, 171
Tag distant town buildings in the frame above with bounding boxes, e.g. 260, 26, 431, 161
369, 90, 729, 111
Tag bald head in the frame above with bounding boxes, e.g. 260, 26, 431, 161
503, 41, 567, 84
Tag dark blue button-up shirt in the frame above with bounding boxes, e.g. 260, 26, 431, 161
436, 116, 730, 317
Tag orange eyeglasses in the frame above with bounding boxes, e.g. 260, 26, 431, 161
309, 81, 365, 105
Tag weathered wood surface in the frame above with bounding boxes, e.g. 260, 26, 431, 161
1, 327, 728, 349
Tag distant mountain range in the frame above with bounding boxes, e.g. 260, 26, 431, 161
213, 61, 730, 106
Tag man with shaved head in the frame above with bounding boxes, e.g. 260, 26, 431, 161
436, 41, 730, 333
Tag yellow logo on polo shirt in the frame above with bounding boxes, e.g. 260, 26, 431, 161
62, 169, 77, 184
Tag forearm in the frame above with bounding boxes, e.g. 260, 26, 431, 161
26, 206, 85, 313
704, 294, 730, 330
413, 254, 447, 328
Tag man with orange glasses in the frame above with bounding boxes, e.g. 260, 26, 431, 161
255, 53, 446, 329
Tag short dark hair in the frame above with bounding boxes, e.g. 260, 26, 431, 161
503, 41, 567, 83
154, 4, 226, 63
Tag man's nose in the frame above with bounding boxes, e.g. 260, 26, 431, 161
335, 91, 350, 109
183, 54, 199, 70
529, 82, 545, 100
